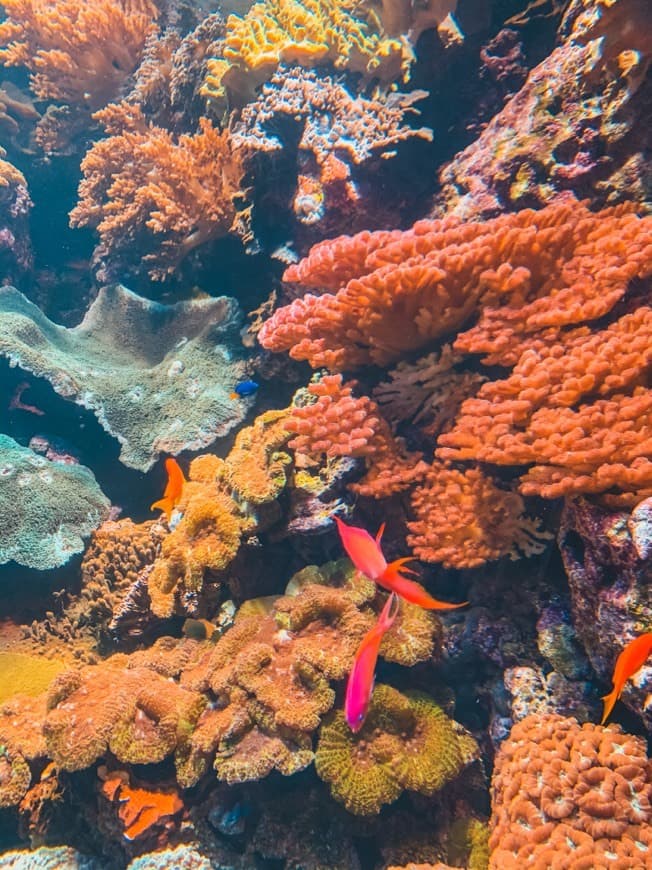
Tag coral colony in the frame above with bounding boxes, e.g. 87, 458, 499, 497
0, 0, 650, 867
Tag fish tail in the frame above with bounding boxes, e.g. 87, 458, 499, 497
150, 497, 171, 519
601, 687, 620, 725
381, 560, 468, 611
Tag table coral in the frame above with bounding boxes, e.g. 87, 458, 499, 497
489, 713, 652, 868
71, 103, 247, 281
0, 284, 248, 471
315, 684, 477, 815
0, 434, 110, 570
0, 0, 157, 110
201, 0, 407, 109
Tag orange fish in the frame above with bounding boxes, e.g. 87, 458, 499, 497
345, 592, 399, 732
150, 457, 186, 521
601, 632, 652, 724
334, 517, 468, 610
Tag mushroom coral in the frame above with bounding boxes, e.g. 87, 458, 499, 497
315, 684, 478, 815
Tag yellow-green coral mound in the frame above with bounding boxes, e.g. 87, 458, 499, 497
315, 684, 476, 815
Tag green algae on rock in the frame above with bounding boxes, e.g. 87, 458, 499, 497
0, 435, 110, 569
0, 284, 249, 471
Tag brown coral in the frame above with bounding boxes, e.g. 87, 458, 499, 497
489, 713, 652, 868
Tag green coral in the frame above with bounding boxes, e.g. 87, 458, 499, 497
0, 435, 110, 569
315, 684, 476, 815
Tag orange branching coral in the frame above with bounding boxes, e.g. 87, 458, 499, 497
99, 768, 184, 841
259, 199, 652, 370
0, 0, 157, 109
70, 103, 247, 280
489, 713, 652, 869
289, 374, 428, 497
407, 463, 551, 569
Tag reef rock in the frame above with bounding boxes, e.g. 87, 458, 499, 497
0, 435, 110, 570
0, 284, 249, 470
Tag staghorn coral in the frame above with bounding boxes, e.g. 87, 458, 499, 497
70, 103, 247, 281
0, 0, 158, 110
0, 284, 248, 471
407, 463, 551, 570
0, 434, 110, 570
315, 684, 477, 815
489, 713, 652, 868
201, 0, 407, 110
289, 374, 428, 498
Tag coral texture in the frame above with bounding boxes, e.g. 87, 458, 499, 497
489, 713, 652, 868
0, 435, 110, 569
201, 0, 408, 109
0, 0, 158, 110
315, 684, 477, 815
0, 284, 248, 470
71, 104, 247, 280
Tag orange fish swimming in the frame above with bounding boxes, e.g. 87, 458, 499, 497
601, 632, 652, 725
334, 517, 467, 610
345, 592, 399, 732
150, 457, 186, 521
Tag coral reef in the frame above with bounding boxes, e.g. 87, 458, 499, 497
0, 284, 248, 470
71, 104, 248, 281
0, 434, 110, 569
489, 713, 652, 868
434, 0, 652, 217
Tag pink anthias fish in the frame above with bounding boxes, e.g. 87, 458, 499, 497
334, 517, 467, 610
345, 592, 399, 732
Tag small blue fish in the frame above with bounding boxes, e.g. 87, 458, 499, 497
230, 379, 259, 399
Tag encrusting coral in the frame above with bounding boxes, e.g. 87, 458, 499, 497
489, 712, 652, 868
70, 103, 247, 280
0, 434, 110, 570
315, 684, 478, 815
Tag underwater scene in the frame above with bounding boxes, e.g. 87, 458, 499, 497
0, 0, 649, 867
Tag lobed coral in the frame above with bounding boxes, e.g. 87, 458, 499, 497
489, 713, 652, 868
315, 684, 478, 815
70, 103, 247, 280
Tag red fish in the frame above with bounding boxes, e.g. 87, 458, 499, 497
334, 517, 467, 610
601, 632, 652, 725
150, 457, 186, 521
345, 592, 399, 732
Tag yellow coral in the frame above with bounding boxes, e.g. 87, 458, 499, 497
315, 684, 475, 815
0, 654, 67, 704
201, 0, 407, 108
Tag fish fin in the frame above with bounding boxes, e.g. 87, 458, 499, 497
150, 497, 172, 520
375, 523, 386, 545
601, 688, 620, 725
381, 561, 468, 610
